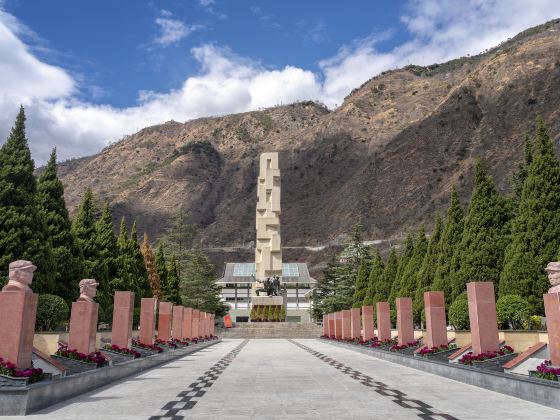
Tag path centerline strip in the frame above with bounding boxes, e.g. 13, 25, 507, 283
289, 340, 458, 420
149, 340, 249, 420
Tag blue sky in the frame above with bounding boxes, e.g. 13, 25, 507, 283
0, 0, 559, 163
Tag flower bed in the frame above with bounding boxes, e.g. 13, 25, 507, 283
533, 360, 560, 381
458, 345, 514, 365
132, 339, 164, 353
0, 357, 44, 385
417, 344, 458, 357
55, 343, 107, 367
155, 339, 177, 348
103, 344, 141, 358
389, 341, 420, 353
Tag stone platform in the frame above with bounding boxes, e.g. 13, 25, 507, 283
221, 322, 322, 338
251, 296, 283, 306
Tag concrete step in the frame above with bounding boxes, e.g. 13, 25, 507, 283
220, 322, 322, 338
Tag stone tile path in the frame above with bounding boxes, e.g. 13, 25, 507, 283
14, 339, 560, 419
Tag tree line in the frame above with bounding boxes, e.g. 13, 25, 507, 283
313, 118, 560, 328
0, 107, 225, 328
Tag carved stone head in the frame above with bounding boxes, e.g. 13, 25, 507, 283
545, 262, 560, 293
2, 260, 36, 293
78, 279, 99, 302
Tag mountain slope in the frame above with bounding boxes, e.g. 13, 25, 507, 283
58, 19, 560, 256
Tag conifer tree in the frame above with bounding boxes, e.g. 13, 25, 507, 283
414, 216, 443, 321
37, 148, 83, 301
72, 189, 99, 277
129, 221, 150, 302
180, 248, 224, 315
165, 254, 182, 305
352, 256, 370, 307
95, 203, 118, 304
312, 256, 338, 319
140, 233, 162, 299
0, 107, 55, 292
389, 232, 414, 305
432, 187, 464, 306
451, 163, 511, 301
398, 227, 428, 299
364, 249, 385, 306
377, 249, 398, 303
499, 120, 560, 313
511, 135, 533, 211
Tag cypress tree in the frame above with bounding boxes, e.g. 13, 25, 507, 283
180, 248, 224, 315
414, 216, 443, 321
377, 249, 398, 303
511, 135, 533, 211
95, 203, 118, 305
352, 256, 370, 307
166, 254, 181, 305
0, 107, 55, 292
72, 189, 99, 278
398, 227, 428, 299
499, 120, 560, 313
432, 187, 464, 306
129, 221, 150, 303
37, 148, 83, 301
140, 233, 162, 299
451, 163, 511, 301
312, 256, 338, 318
364, 249, 385, 306
389, 232, 414, 305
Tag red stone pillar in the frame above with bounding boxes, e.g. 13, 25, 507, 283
376, 302, 391, 341
192, 309, 200, 339
183, 307, 193, 340
396, 297, 414, 345
172, 305, 184, 340
139, 297, 157, 345
335, 312, 343, 339
111, 291, 134, 349
424, 291, 448, 348
341, 310, 351, 339
158, 302, 173, 342
69, 300, 99, 354
362, 305, 375, 341
350, 308, 361, 339
0, 290, 38, 368
467, 282, 500, 355
201, 312, 208, 338
544, 292, 560, 365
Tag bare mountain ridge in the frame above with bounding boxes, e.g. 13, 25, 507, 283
58, 20, 560, 258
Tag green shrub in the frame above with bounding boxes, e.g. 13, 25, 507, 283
448, 294, 470, 330
36, 295, 69, 331
133, 307, 141, 329
101, 305, 114, 324
496, 294, 530, 330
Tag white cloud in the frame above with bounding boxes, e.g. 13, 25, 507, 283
0, 1, 559, 164
199, 0, 215, 7
153, 10, 202, 47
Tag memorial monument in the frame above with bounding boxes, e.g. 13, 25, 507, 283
68, 279, 99, 354
216, 152, 317, 322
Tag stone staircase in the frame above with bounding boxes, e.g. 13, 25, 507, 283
220, 322, 322, 338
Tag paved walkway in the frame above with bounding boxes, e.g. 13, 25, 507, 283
16, 339, 560, 419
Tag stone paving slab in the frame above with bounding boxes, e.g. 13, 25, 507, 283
8, 339, 560, 419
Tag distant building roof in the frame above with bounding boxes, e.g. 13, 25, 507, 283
217, 262, 316, 284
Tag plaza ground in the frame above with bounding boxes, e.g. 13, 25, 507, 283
13, 339, 560, 419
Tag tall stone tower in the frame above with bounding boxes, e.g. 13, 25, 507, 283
255, 152, 282, 282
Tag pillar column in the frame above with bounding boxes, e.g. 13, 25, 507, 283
139, 297, 157, 345
111, 291, 134, 349
544, 292, 560, 365
362, 305, 374, 341
192, 309, 200, 339
183, 307, 193, 340
376, 302, 391, 341
341, 310, 351, 339
396, 297, 414, 345
350, 308, 361, 339
172, 305, 184, 340
158, 302, 173, 342
467, 282, 499, 355
424, 291, 448, 348
335, 312, 343, 339
69, 300, 99, 354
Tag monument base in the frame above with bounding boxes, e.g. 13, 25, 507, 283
0, 291, 38, 369
68, 301, 99, 354
251, 296, 283, 306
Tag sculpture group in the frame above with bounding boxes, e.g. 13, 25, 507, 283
0, 259, 216, 371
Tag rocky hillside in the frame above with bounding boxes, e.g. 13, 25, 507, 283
58, 20, 560, 268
